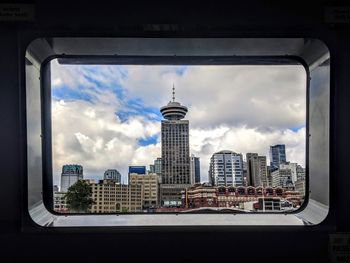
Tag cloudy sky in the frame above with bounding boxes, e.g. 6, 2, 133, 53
51, 60, 306, 187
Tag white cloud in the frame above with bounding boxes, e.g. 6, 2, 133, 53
190, 126, 305, 182
51, 63, 306, 187
52, 99, 161, 186
122, 65, 306, 129
51, 59, 126, 90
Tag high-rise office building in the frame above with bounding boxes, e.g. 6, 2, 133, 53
103, 169, 121, 183
149, 158, 162, 175
159, 86, 191, 206
154, 158, 162, 175
258, 156, 268, 186
149, 157, 162, 184
246, 153, 268, 187
129, 166, 146, 175
242, 161, 249, 186
209, 150, 243, 187
266, 165, 272, 186
60, 164, 83, 192
190, 155, 201, 184
269, 144, 287, 171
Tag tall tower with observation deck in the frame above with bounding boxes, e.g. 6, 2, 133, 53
160, 85, 191, 207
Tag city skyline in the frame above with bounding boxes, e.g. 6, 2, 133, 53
51, 61, 306, 185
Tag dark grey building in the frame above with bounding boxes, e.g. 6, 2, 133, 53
159, 87, 191, 207
246, 153, 268, 187
190, 155, 201, 184
269, 144, 287, 171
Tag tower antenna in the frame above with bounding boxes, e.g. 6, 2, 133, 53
172, 84, 175, 102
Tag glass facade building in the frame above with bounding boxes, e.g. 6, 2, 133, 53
209, 150, 243, 187
269, 144, 287, 171
60, 164, 83, 192
103, 169, 121, 183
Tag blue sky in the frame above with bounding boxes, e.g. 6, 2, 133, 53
51, 61, 306, 185
52, 64, 177, 147
138, 135, 158, 146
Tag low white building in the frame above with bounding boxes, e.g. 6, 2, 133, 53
53, 192, 68, 213
279, 162, 298, 183
271, 168, 294, 188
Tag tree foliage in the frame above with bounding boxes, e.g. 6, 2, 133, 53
65, 180, 94, 213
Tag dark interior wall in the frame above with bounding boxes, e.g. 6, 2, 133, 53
0, 1, 349, 262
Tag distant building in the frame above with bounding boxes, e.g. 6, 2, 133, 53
266, 166, 272, 186
271, 168, 294, 188
149, 157, 162, 183
160, 87, 191, 207
279, 162, 298, 183
182, 184, 218, 208
53, 185, 59, 192
181, 185, 287, 211
253, 197, 281, 211
103, 169, 121, 183
129, 173, 159, 209
60, 164, 83, 192
295, 179, 306, 198
284, 190, 302, 206
297, 165, 306, 181
90, 180, 143, 213
129, 166, 146, 175
258, 156, 268, 187
53, 192, 68, 213
269, 144, 287, 171
190, 155, 200, 184
279, 162, 305, 184
246, 153, 268, 187
154, 158, 162, 175
246, 153, 260, 186
242, 161, 249, 186
209, 150, 243, 187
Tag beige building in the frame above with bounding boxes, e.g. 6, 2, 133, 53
53, 192, 68, 213
90, 180, 143, 213
295, 179, 306, 198
129, 173, 158, 209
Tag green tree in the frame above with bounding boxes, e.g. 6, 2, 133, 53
121, 207, 129, 213
65, 180, 94, 213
